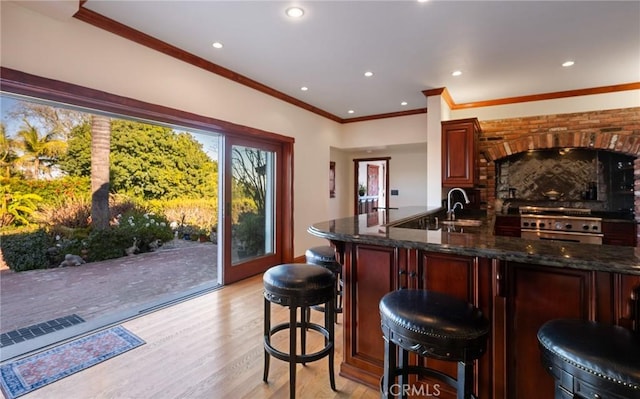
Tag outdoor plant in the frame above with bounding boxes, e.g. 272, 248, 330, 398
153, 198, 217, 236
0, 227, 49, 271
233, 210, 265, 257
34, 195, 91, 229
83, 227, 136, 262
112, 211, 173, 253
7, 176, 90, 206
45, 232, 85, 267
32, 209, 174, 266
0, 184, 42, 228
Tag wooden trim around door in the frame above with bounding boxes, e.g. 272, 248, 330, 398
353, 157, 390, 215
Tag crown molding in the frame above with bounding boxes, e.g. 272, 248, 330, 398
73, 6, 342, 123
424, 83, 640, 110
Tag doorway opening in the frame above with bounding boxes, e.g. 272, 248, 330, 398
0, 80, 292, 360
353, 157, 390, 215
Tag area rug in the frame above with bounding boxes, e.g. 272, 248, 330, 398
0, 325, 145, 399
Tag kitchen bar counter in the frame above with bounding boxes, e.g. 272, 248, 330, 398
308, 207, 640, 399
308, 206, 640, 275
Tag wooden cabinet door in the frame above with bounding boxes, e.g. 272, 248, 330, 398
413, 252, 493, 399
504, 263, 594, 399
602, 221, 637, 246
442, 118, 480, 187
494, 215, 521, 237
342, 243, 405, 386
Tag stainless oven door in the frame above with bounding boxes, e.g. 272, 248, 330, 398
521, 229, 603, 244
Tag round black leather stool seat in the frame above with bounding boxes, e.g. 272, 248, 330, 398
263, 263, 336, 399
305, 246, 343, 319
305, 246, 341, 273
380, 289, 490, 362
263, 263, 335, 306
537, 319, 640, 399
379, 289, 489, 399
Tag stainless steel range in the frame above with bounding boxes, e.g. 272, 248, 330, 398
519, 206, 603, 244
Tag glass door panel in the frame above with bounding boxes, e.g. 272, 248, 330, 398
222, 137, 282, 283
231, 144, 274, 262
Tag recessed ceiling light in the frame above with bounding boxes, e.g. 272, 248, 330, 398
348, 110, 355, 114
562, 60, 575, 67
300, 86, 308, 91
364, 71, 374, 77
286, 7, 304, 18
212, 42, 223, 49
452, 70, 462, 77
401, 101, 408, 106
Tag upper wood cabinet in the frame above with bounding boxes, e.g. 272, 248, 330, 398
442, 118, 480, 187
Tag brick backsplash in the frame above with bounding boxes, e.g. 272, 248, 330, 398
474, 107, 640, 243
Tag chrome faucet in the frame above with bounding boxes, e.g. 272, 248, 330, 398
446, 187, 470, 220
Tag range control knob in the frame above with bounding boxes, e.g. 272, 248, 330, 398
565, 224, 573, 230
592, 226, 599, 231
583, 225, 590, 230
539, 223, 546, 228
523, 222, 529, 227
555, 222, 563, 230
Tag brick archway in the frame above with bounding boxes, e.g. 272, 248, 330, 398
483, 132, 640, 163
473, 107, 640, 221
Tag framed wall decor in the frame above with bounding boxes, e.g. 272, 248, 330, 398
329, 161, 336, 198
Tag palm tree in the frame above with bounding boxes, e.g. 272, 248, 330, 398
90, 115, 111, 230
14, 120, 67, 179
0, 123, 17, 178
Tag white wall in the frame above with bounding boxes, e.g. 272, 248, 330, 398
348, 144, 429, 209
339, 113, 428, 150
328, 148, 351, 219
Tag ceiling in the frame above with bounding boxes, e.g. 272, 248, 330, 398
82, 1, 640, 121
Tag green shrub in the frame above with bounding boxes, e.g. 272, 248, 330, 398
84, 228, 134, 262
233, 211, 265, 257
0, 227, 49, 271
0, 184, 43, 228
114, 211, 174, 253
5, 176, 90, 206
46, 232, 85, 267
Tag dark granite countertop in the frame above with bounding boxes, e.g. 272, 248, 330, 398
308, 206, 640, 276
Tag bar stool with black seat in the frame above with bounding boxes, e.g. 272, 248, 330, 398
305, 246, 343, 321
537, 319, 640, 399
379, 289, 490, 399
263, 263, 336, 399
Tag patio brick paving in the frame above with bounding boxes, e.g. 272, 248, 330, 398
0, 239, 218, 337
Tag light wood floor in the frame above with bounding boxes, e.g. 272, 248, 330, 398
18, 274, 379, 399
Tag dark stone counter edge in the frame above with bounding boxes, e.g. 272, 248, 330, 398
308, 209, 640, 276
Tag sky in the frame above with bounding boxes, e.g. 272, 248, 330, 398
1, 96, 22, 134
